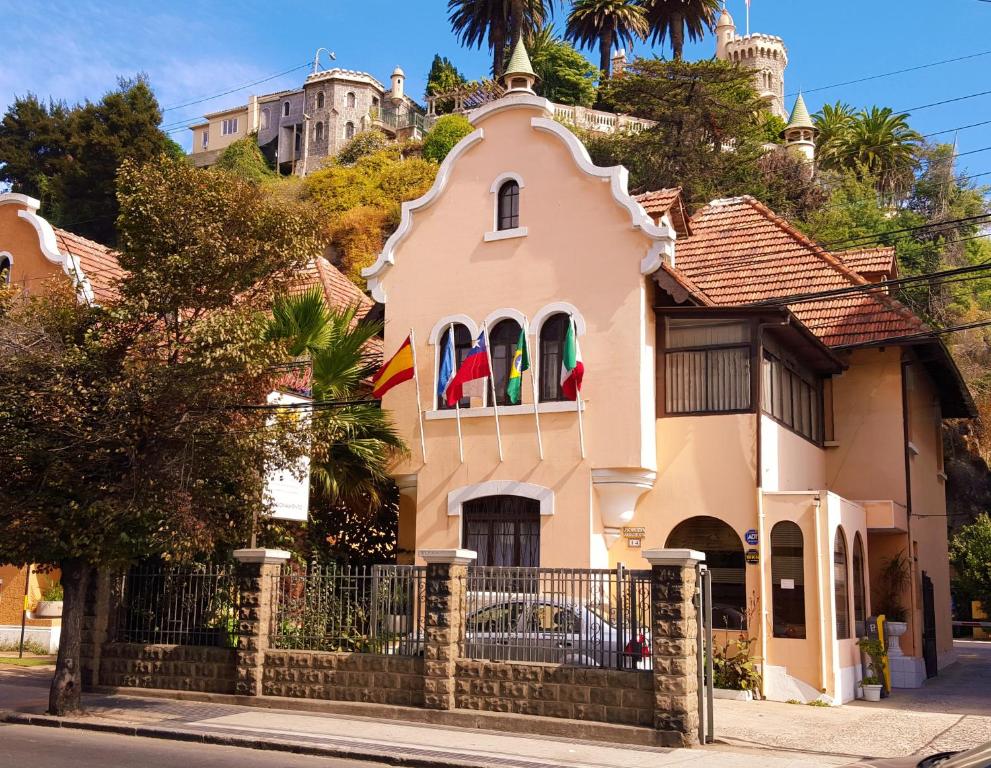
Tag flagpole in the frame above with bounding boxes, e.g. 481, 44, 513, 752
571, 315, 586, 460
525, 316, 544, 460
746, 0, 750, 36
408, 328, 428, 463
482, 319, 504, 462
448, 323, 464, 464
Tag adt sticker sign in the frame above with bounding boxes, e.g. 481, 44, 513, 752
745, 528, 759, 546
263, 391, 311, 522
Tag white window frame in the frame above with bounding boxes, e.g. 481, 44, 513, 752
201, 130, 209, 149
429, 314, 479, 411
531, 302, 586, 404
221, 117, 239, 136
0, 251, 12, 285
448, 481, 555, 518
485, 172, 527, 242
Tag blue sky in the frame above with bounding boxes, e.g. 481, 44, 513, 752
3, 0, 990, 180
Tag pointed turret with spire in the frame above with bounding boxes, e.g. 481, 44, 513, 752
502, 39, 537, 94
782, 93, 818, 164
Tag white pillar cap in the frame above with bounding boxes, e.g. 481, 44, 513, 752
642, 548, 705, 566
419, 548, 478, 565
233, 548, 292, 564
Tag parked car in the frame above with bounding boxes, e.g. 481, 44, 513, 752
851, 742, 991, 768
464, 594, 651, 669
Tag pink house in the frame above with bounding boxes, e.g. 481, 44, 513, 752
365, 49, 971, 704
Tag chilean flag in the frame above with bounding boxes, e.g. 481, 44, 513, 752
445, 332, 491, 407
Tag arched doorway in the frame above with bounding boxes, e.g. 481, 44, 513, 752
667, 516, 747, 629
463, 495, 540, 567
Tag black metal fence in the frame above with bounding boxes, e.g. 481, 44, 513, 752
112, 565, 240, 647
270, 564, 426, 655
462, 565, 652, 669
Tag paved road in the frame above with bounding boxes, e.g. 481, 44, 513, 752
0, 722, 389, 768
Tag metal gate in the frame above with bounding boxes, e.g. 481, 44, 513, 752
922, 571, 938, 678
696, 565, 714, 744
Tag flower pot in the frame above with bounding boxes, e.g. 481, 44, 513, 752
886, 621, 908, 659
861, 684, 882, 702
34, 600, 63, 618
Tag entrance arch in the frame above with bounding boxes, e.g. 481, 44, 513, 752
667, 516, 747, 629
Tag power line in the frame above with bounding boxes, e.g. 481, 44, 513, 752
160, 62, 309, 114
899, 89, 991, 114
839, 318, 991, 349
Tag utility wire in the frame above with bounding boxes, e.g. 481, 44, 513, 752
899, 89, 991, 114
839, 318, 991, 349
160, 62, 310, 113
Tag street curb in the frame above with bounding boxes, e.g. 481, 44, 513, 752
0, 709, 567, 768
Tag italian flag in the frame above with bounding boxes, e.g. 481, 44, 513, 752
560, 319, 584, 400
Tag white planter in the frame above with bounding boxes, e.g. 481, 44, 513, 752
33, 601, 63, 618
861, 684, 883, 702
886, 621, 908, 659
712, 687, 754, 701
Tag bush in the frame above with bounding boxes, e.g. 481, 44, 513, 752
710, 636, 762, 695
336, 130, 390, 166
41, 579, 63, 601
422, 114, 473, 164
215, 134, 274, 183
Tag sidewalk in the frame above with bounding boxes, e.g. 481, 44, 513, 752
1, 668, 854, 768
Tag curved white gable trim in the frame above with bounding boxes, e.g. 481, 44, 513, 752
361, 128, 486, 302
15, 208, 95, 305
428, 314, 479, 345
489, 172, 525, 193
469, 92, 553, 125
529, 117, 676, 275
448, 480, 554, 517
482, 307, 526, 330
531, 302, 587, 336
0, 192, 42, 210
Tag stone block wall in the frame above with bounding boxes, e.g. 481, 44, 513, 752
455, 660, 654, 727
263, 650, 424, 707
100, 643, 237, 694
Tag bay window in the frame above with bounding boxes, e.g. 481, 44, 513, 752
664, 318, 751, 414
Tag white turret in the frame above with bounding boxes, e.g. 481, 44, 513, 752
782, 93, 817, 165
390, 66, 405, 106
715, 5, 736, 60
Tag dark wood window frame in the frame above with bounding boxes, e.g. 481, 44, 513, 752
462, 495, 540, 567
761, 343, 825, 446
497, 180, 520, 231
438, 323, 473, 410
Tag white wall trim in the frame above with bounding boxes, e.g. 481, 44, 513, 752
529, 117, 676, 275
484, 226, 528, 242
489, 172, 525, 193
13, 205, 95, 305
531, 302, 587, 336
426, 400, 585, 420
428, 314, 479, 345
482, 307, 526, 330
0, 192, 42, 210
361, 128, 485, 302
448, 480, 554, 517
469, 92, 554, 124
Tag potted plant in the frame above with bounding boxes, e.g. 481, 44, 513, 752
857, 637, 887, 702
860, 674, 883, 702
34, 579, 63, 618
873, 552, 911, 657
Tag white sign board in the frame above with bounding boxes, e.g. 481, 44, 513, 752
263, 391, 311, 522
781, 578, 795, 590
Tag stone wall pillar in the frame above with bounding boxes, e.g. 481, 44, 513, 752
80, 569, 114, 689
233, 548, 290, 697
420, 548, 476, 710
644, 548, 705, 747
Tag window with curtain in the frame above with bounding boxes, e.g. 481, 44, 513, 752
463, 495, 540, 567
664, 318, 751, 414
771, 522, 806, 638
853, 533, 867, 637
762, 347, 823, 443
667, 517, 746, 630
438, 323, 472, 410
489, 319, 522, 406
834, 528, 851, 639
539, 313, 570, 402
497, 180, 520, 230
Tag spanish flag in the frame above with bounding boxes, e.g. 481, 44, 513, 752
371, 335, 415, 399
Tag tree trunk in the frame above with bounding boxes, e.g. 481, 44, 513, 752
510, 0, 524, 51
48, 558, 91, 716
671, 12, 685, 60
599, 28, 614, 79
492, 18, 507, 79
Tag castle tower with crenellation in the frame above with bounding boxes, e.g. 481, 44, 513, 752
715, 3, 788, 121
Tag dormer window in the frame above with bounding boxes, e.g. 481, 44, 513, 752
497, 180, 519, 231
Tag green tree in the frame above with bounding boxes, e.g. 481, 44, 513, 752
812, 101, 855, 169
530, 36, 599, 106
0, 155, 324, 715
423, 114, 475, 163
447, 0, 555, 77
215, 134, 275, 183
641, 0, 720, 60
426, 54, 468, 113
0, 95, 72, 217
565, 0, 648, 79
950, 513, 991, 609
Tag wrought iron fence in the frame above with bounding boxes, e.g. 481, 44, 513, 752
270, 564, 426, 655
113, 564, 239, 647
462, 565, 652, 669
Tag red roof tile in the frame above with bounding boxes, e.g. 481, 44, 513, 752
53, 228, 124, 304
635, 187, 691, 237
838, 246, 898, 280
673, 196, 926, 348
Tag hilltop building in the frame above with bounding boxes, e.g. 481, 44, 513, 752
715, 3, 788, 121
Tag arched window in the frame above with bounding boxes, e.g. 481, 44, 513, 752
853, 533, 867, 637
489, 318, 523, 406
0, 255, 11, 285
834, 527, 851, 639
497, 180, 520, 231
316, 91, 325, 109
463, 495, 540, 567
539, 313, 570, 402
283, 101, 290, 117
315, 122, 324, 142
438, 323, 473, 409
771, 522, 806, 638
347, 92, 356, 108
667, 517, 746, 629
344, 121, 355, 140
261, 108, 270, 130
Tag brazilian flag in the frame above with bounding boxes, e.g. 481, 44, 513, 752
506, 328, 529, 404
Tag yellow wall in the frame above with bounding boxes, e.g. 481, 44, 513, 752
0, 565, 59, 628
761, 415, 826, 491
190, 107, 249, 156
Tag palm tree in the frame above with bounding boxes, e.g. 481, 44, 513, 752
641, 0, 719, 60
448, 0, 556, 77
565, 0, 648, 79
266, 288, 405, 509
813, 101, 856, 170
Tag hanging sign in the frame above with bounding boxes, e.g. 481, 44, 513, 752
745, 548, 760, 565
263, 391, 311, 522
745, 529, 759, 546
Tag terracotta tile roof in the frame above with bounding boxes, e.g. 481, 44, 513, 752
291, 256, 374, 318
53, 228, 123, 304
838, 246, 898, 280
634, 188, 691, 237
673, 196, 926, 348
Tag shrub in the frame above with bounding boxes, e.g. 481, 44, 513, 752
215, 134, 274, 183
422, 114, 473, 163
41, 579, 63, 601
335, 130, 390, 166
710, 636, 762, 695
